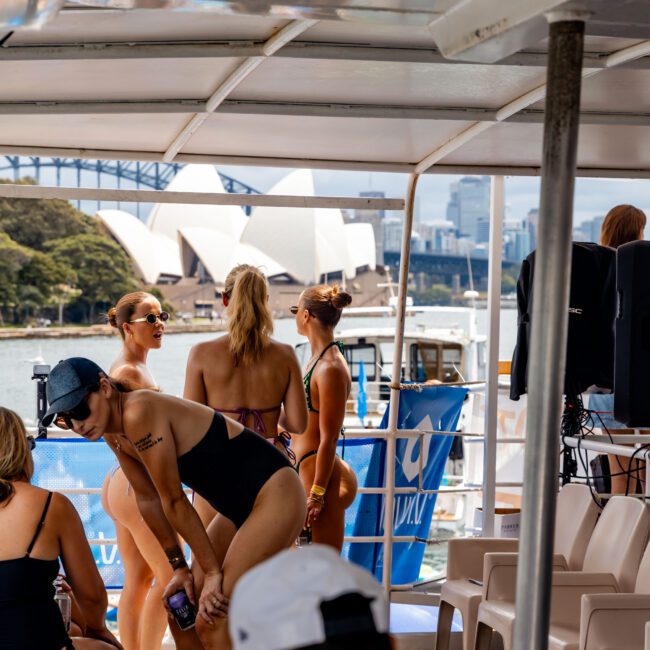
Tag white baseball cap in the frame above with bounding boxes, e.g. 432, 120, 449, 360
229, 544, 389, 650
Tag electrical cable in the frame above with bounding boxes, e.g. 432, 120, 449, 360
559, 394, 647, 508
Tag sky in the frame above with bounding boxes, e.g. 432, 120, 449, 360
220, 165, 650, 228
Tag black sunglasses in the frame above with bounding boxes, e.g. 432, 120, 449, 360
128, 311, 169, 325
54, 387, 97, 430
27, 436, 35, 451
290, 305, 299, 315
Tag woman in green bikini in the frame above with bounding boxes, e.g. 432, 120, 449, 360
291, 284, 358, 551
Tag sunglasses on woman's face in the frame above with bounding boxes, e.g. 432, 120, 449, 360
290, 305, 299, 315
54, 391, 95, 430
128, 311, 169, 325
27, 436, 35, 451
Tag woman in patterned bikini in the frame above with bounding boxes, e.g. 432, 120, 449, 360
184, 265, 307, 574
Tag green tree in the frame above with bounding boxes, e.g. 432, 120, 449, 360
427, 284, 453, 305
17, 285, 45, 322
410, 283, 453, 306
18, 251, 76, 304
48, 233, 137, 322
0, 232, 31, 324
48, 284, 83, 326
0, 177, 95, 251
501, 266, 519, 295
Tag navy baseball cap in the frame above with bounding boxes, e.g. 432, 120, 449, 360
42, 357, 106, 427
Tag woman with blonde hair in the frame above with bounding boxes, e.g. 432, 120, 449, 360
101, 291, 200, 648
600, 204, 647, 494
184, 264, 307, 549
291, 284, 358, 551
0, 407, 121, 650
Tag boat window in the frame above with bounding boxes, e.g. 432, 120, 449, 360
343, 344, 376, 381
378, 342, 396, 382
411, 343, 439, 382
411, 342, 464, 383
442, 345, 463, 382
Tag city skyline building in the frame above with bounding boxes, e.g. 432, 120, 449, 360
526, 208, 539, 250
446, 175, 491, 242
573, 215, 605, 243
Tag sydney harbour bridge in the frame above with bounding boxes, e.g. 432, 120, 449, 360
0, 156, 261, 216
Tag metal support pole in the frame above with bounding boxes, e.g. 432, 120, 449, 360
513, 15, 586, 650
382, 173, 419, 593
76, 160, 81, 210
481, 175, 504, 536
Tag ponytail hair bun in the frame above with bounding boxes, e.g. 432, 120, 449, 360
329, 286, 352, 310
302, 284, 352, 328
105, 292, 152, 340
107, 307, 119, 329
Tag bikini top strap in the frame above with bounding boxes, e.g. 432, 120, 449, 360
26, 491, 53, 557
304, 340, 344, 380
304, 341, 345, 413
214, 405, 281, 435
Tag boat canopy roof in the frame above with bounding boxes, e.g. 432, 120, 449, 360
2, 1, 649, 178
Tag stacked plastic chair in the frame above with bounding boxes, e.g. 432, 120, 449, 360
435, 483, 599, 650
475, 495, 650, 650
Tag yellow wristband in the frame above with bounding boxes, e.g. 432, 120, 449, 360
311, 484, 326, 497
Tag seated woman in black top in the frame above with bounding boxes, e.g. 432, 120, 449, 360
0, 407, 120, 650
42, 357, 306, 650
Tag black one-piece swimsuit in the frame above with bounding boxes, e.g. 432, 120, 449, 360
177, 412, 291, 528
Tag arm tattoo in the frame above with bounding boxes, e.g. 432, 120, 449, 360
165, 545, 188, 571
134, 432, 163, 453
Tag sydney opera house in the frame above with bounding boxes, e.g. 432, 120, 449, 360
97, 165, 376, 289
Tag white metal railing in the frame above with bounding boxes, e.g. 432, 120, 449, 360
563, 435, 650, 499
32, 403, 650, 594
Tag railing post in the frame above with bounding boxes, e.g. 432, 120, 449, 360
513, 13, 586, 650
481, 175, 504, 536
382, 173, 419, 596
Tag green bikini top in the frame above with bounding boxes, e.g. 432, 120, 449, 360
303, 341, 344, 414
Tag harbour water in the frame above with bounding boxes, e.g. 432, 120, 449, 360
0, 309, 517, 424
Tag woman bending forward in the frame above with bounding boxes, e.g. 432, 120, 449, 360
43, 357, 305, 650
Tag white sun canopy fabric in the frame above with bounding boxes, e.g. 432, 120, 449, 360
0, 3, 649, 177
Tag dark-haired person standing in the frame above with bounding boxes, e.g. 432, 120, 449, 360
292, 285, 358, 551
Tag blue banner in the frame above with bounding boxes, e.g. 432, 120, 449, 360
31, 439, 123, 587
347, 385, 467, 584
357, 360, 368, 425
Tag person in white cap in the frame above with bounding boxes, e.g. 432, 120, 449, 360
229, 545, 394, 650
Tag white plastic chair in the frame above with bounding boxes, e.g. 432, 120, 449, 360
474, 495, 650, 650
435, 483, 598, 650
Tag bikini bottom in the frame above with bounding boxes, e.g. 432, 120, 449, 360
295, 449, 317, 473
